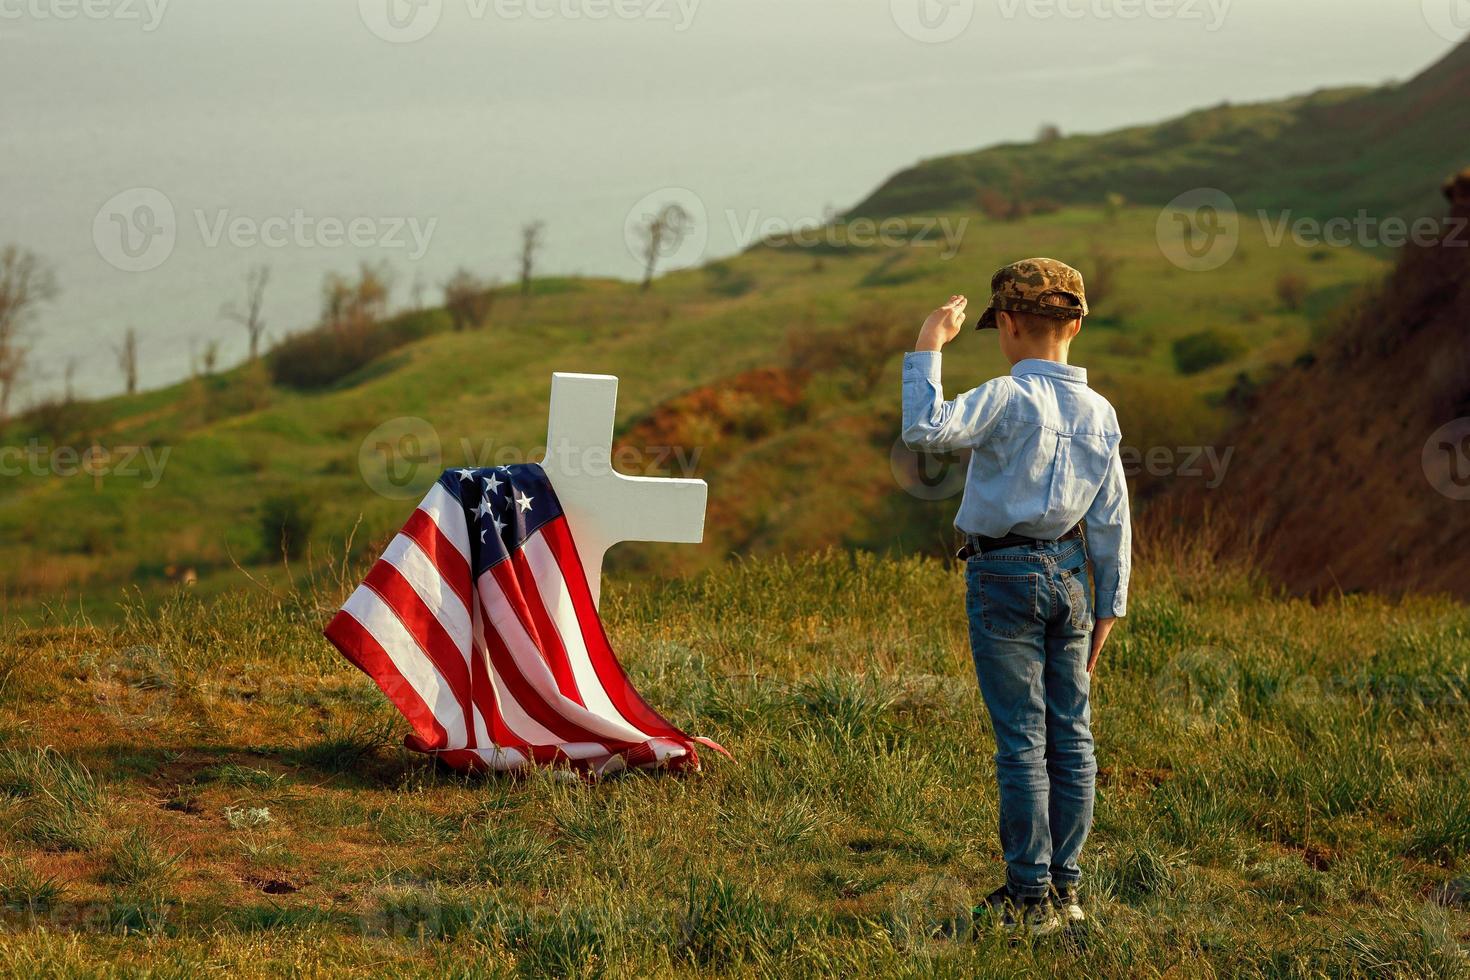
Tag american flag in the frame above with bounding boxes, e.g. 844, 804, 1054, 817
325, 463, 722, 776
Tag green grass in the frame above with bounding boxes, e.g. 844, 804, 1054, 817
0, 551, 1464, 974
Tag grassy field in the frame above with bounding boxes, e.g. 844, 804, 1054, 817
0, 202, 1385, 618
0, 547, 1467, 976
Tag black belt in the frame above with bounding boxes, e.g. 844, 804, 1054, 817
955, 525, 1081, 561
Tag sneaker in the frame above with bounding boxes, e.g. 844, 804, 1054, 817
1050, 883, 1085, 926
972, 884, 1062, 938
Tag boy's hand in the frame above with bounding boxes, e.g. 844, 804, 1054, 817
1087, 617, 1116, 674
915, 295, 967, 352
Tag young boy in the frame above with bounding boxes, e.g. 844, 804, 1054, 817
900, 258, 1131, 936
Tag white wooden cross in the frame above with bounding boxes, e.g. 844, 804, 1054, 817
540, 372, 708, 607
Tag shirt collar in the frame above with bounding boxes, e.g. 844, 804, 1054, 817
1011, 358, 1087, 384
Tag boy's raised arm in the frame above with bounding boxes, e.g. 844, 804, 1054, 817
900, 296, 1011, 453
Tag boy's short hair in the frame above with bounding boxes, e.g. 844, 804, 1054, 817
1006, 295, 1084, 337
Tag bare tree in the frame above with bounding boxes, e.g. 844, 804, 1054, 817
442, 269, 497, 331
322, 262, 393, 330
221, 265, 270, 360
637, 203, 692, 292
115, 327, 139, 395
1036, 123, 1063, 143
519, 220, 545, 297
0, 246, 59, 428
201, 339, 220, 376
63, 356, 78, 404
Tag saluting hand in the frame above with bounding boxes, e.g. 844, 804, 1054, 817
916, 295, 967, 352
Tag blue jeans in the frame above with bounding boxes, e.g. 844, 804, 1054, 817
964, 537, 1097, 899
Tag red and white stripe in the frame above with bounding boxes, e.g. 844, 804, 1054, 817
325, 481, 722, 775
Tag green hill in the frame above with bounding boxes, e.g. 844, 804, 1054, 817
853, 41, 1470, 227
0, 205, 1383, 616
14, 43, 1470, 616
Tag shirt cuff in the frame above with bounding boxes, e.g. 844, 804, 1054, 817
1095, 591, 1126, 619
903, 350, 942, 381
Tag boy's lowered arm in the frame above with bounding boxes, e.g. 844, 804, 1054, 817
900, 352, 1011, 453
1084, 444, 1132, 619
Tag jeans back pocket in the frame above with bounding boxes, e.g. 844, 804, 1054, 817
976, 571, 1040, 640
1062, 570, 1094, 633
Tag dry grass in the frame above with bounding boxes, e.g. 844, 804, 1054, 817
0, 552, 1465, 975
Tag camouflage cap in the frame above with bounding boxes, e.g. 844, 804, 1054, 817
976, 257, 1089, 330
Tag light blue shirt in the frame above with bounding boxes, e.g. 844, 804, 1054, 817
901, 353, 1131, 618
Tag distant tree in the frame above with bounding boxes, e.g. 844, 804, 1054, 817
63, 356, 78, 404
221, 264, 271, 361
1173, 328, 1247, 375
0, 246, 59, 429
115, 327, 140, 395
1276, 272, 1309, 312
1037, 123, 1063, 143
637, 203, 693, 291
519, 220, 545, 297
443, 269, 497, 331
1103, 192, 1127, 223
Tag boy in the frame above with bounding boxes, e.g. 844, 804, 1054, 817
900, 258, 1131, 937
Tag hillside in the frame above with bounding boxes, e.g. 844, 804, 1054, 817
853, 41, 1470, 227
22, 43, 1470, 615
1163, 169, 1470, 600
0, 205, 1383, 616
